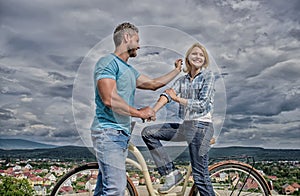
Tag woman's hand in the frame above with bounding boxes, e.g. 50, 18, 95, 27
165, 88, 179, 102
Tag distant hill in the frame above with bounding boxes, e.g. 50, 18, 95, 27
136, 146, 300, 162
0, 139, 57, 150
0, 145, 96, 161
0, 143, 300, 162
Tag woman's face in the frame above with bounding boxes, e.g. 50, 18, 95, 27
187, 46, 205, 69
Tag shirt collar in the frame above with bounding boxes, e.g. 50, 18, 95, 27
186, 71, 202, 80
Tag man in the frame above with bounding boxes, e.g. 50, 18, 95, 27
91, 22, 182, 196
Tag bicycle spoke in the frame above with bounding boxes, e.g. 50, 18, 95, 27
189, 161, 270, 196
210, 167, 267, 195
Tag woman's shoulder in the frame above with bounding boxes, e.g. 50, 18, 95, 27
200, 69, 215, 81
202, 69, 214, 76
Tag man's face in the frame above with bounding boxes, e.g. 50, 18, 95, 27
127, 33, 140, 57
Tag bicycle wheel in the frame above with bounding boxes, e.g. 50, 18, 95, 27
51, 162, 138, 196
188, 160, 271, 196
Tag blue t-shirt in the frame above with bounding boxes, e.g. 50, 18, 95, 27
90, 53, 140, 135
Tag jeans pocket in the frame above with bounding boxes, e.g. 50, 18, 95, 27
105, 129, 129, 150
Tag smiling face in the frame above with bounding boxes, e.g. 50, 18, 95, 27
127, 32, 140, 57
187, 46, 205, 69
184, 43, 209, 74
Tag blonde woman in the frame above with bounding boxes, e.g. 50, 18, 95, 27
142, 43, 215, 195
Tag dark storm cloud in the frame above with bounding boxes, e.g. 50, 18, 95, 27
46, 84, 73, 99
7, 36, 43, 52
0, 108, 15, 120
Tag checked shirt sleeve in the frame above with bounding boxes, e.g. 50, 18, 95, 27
160, 77, 182, 103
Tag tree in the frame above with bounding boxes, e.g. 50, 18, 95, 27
0, 176, 34, 196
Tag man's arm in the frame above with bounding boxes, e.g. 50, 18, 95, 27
136, 59, 182, 91
97, 78, 154, 119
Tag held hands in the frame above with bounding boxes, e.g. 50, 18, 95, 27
174, 59, 183, 72
138, 106, 156, 122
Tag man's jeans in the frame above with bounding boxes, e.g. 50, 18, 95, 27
142, 120, 215, 196
92, 128, 130, 196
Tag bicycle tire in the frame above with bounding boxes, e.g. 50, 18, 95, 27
188, 160, 271, 196
51, 162, 138, 196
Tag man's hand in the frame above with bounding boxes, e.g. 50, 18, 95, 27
138, 107, 155, 120
174, 59, 183, 72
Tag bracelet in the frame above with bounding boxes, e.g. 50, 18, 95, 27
160, 93, 171, 103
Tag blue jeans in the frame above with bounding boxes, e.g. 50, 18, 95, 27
92, 128, 130, 196
142, 120, 215, 196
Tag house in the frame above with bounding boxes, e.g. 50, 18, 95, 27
291, 183, 300, 192
282, 184, 295, 195
61, 178, 72, 187
44, 173, 57, 182
12, 165, 22, 171
130, 178, 139, 187
34, 169, 44, 174
150, 176, 159, 184
34, 185, 47, 196
267, 175, 278, 181
257, 170, 265, 176
24, 163, 33, 170
29, 176, 44, 186
139, 178, 145, 185
14, 173, 26, 180
50, 166, 66, 176
244, 178, 259, 190
85, 180, 96, 191
59, 186, 73, 194
43, 178, 52, 186
5, 168, 14, 176
188, 175, 194, 184
211, 172, 228, 183
0, 170, 6, 176
76, 181, 86, 188
69, 174, 77, 182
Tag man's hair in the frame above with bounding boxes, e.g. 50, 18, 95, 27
113, 22, 139, 47
184, 43, 210, 73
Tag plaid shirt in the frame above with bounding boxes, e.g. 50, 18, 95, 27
162, 69, 215, 120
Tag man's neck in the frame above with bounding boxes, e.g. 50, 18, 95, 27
114, 48, 129, 62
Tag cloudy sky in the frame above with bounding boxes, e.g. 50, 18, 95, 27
0, 0, 299, 149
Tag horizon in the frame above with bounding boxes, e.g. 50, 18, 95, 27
1, 138, 300, 150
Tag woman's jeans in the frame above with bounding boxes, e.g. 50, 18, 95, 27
91, 128, 130, 196
142, 120, 215, 196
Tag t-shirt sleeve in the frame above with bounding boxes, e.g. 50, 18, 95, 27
95, 59, 118, 81
131, 66, 141, 80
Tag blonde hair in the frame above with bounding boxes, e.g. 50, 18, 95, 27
184, 43, 209, 73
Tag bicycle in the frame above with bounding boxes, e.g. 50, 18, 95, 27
51, 122, 272, 196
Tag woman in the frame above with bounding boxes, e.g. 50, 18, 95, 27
142, 42, 215, 195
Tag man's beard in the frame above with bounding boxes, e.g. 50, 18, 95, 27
128, 48, 137, 57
